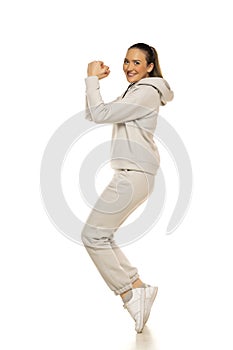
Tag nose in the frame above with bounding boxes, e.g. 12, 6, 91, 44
127, 62, 135, 71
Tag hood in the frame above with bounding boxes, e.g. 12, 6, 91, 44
136, 77, 174, 106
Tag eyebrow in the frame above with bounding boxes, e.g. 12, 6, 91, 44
124, 58, 142, 62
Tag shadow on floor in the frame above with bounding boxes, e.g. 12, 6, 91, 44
128, 326, 159, 350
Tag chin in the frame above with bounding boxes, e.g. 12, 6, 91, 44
126, 76, 139, 83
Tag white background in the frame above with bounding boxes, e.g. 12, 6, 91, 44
1, 1, 233, 349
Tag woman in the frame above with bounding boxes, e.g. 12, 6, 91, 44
81, 43, 174, 333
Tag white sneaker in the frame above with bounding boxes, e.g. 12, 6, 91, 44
143, 285, 158, 326
123, 288, 145, 333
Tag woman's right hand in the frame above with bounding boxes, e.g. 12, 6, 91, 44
87, 61, 110, 80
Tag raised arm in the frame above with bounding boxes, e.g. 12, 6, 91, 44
85, 76, 159, 124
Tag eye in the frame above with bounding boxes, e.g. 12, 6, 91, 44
134, 61, 140, 65
124, 59, 129, 64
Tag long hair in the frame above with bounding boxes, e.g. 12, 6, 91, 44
128, 43, 163, 78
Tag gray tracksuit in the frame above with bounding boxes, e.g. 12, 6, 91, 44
82, 76, 173, 295
85, 76, 174, 174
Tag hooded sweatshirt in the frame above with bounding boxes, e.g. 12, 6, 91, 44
85, 76, 174, 175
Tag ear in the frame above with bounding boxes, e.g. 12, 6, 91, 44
147, 63, 154, 73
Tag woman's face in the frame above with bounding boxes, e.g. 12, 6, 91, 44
123, 48, 153, 83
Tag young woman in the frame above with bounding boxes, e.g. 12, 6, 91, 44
81, 43, 174, 333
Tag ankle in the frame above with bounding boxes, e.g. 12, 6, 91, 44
121, 289, 133, 303
132, 278, 145, 289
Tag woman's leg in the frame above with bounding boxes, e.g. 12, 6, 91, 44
81, 169, 155, 295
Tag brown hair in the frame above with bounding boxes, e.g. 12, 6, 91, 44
128, 43, 163, 78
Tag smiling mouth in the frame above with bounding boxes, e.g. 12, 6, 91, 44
127, 72, 137, 77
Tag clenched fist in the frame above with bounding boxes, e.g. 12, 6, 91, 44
87, 61, 110, 80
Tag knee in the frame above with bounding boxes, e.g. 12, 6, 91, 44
81, 225, 91, 246
81, 224, 99, 247
81, 224, 113, 248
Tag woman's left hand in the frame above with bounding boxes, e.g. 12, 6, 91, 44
87, 61, 110, 80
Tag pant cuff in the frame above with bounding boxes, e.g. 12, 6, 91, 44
113, 274, 140, 295
114, 283, 133, 295
131, 273, 140, 284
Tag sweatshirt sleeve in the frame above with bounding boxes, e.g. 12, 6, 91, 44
85, 96, 93, 121
85, 76, 159, 124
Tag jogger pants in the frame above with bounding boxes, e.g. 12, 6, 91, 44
81, 169, 155, 295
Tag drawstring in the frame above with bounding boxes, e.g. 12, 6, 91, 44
137, 83, 160, 95
122, 82, 160, 99
122, 83, 135, 99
